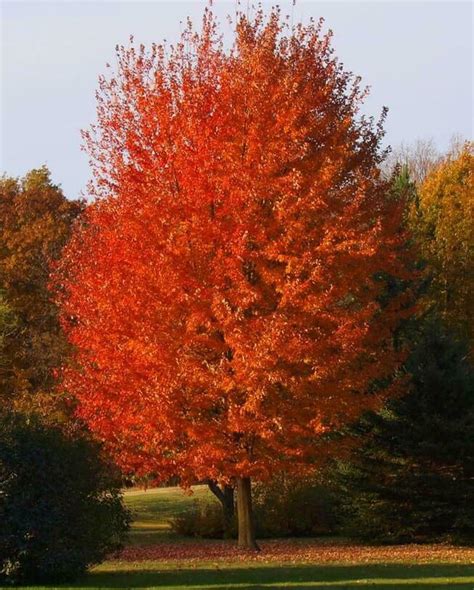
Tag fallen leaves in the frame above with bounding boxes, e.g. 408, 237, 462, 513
114, 539, 474, 565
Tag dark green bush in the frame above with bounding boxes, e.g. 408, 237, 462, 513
0, 413, 130, 585
253, 474, 337, 538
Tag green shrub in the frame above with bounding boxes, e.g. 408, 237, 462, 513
0, 413, 130, 585
253, 474, 337, 538
171, 500, 235, 538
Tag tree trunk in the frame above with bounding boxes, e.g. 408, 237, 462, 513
207, 480, 235, 536
236, 476, 259, 550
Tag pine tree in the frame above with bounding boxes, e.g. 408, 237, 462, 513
335, 314, 474, 543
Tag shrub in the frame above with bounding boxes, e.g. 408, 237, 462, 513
0, 413, 130, 585
253, 474, 337, 538
171, 500, 235, 538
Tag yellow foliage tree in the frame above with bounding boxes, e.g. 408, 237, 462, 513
413, 143, 473, 348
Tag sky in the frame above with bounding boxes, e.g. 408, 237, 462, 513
1, 0, 472, 200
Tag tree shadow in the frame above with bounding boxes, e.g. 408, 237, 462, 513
53, 562, 474, 589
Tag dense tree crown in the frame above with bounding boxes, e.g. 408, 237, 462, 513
57, 10, 413, 487
0, 167, 84, 414
412, 144, 473, 349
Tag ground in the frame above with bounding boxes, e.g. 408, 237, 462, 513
16, 486, 474, 589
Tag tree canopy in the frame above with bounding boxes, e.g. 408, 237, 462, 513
0, 167, 84, 415
413, 144, 473, 349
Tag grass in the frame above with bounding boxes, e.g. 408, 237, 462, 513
19, 563, 474, 589
125, 485, 216, 545
11, 486, 474, 590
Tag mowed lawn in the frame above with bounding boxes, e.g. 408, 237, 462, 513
15, 486, 474, 589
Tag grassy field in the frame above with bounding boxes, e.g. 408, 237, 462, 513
13, 486, 474, 590
125, 484, 216, 545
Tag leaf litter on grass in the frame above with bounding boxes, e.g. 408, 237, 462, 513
115, 539, 474, 565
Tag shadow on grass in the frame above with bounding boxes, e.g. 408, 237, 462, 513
52, 563, 474, 589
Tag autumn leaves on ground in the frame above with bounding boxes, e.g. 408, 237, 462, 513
1, 4, 473, 590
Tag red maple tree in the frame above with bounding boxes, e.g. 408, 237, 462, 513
56, 8, 413, 548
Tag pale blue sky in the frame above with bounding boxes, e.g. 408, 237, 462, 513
1, 1, 472, 200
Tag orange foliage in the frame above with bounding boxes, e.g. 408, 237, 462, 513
56, 9, 413, 484
0, 167, 84, 414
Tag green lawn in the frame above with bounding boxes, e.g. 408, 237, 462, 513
125, 484, 216, 545
19, 563, 474, 589
11, 486, 474, 590
126, 485, 214, 522
125, 486, 217, 545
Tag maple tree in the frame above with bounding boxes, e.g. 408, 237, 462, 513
57, 8, 413, 548
0, 167, 84, 416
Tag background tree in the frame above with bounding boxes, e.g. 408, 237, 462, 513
331, 162, 474, 544
382, 138, 441, 184
333, 315, 474, 543
0, 167, 84, 416
57, 8, 413, 549
412, 143, 473, 350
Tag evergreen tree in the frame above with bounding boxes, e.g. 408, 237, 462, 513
335, 315, 474, 543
